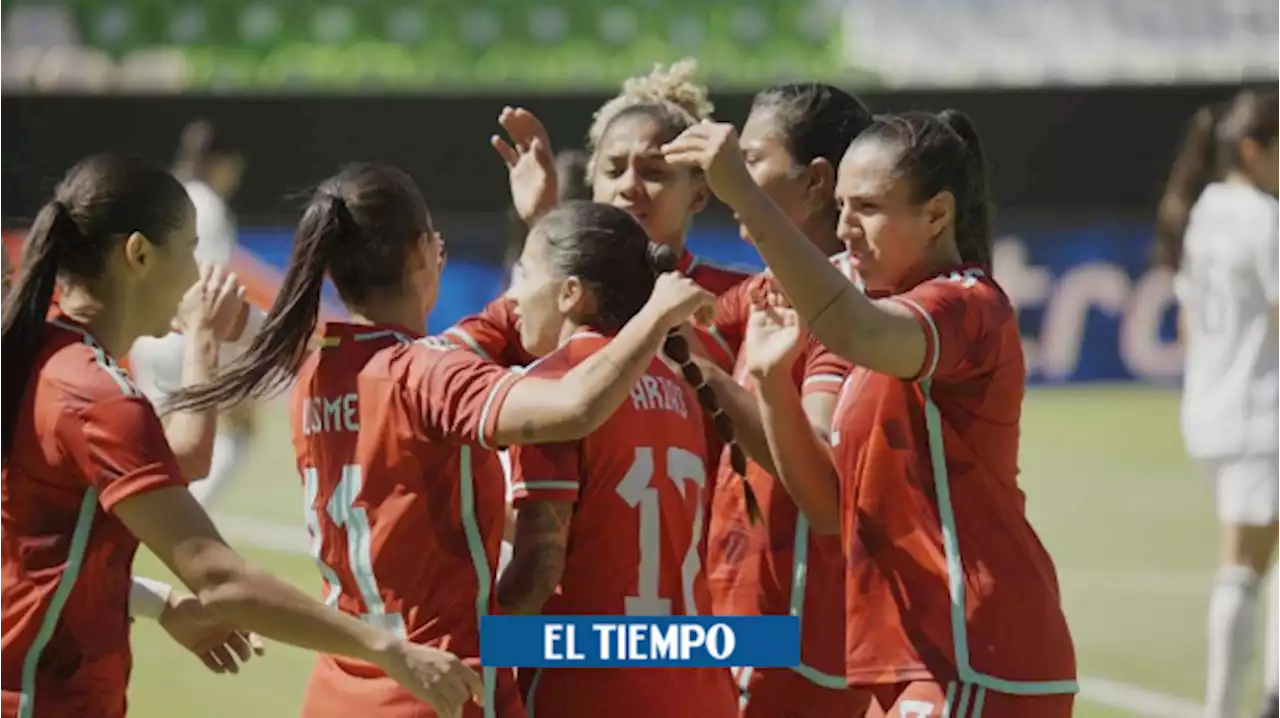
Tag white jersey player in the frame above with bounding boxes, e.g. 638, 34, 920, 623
131, 122, 258, 506
1159, 90, 1279, 718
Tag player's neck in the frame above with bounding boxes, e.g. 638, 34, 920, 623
56, 287, 141, 359
346, 299, 426, 334
556, 320, 591, 347
801, 219, 843, 257
1223, 170, 1261, 192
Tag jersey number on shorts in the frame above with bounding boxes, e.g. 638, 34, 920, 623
615, 446, 706, 616
303, 464, 407, 638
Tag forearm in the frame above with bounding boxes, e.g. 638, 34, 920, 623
165, 331, 220, 479
180, 543, 390, 663
697, 360, 776, 476
496, 547, 562, 614
726, 186, 876, 359
756, 372, 841, 534
515, 306, 668, 444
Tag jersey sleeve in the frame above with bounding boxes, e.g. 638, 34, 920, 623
705, 282, 750, 372
508, 441, 582, 506
801, 335, 853, 397
442, 297, 534, 368
889, 273, 999, 383
408, 343, 523, 449
58, 395, 187, 511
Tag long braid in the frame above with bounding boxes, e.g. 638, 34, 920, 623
648, 245, 760, 523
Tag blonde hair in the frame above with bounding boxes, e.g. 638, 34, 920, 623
587, 59, 714, 158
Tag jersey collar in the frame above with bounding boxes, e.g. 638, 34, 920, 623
318, 321, 423, 348
887, 262, 988, 294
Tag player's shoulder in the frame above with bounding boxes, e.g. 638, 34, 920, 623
41, 319, 146, 406
523, 331, 607, 378
390, 334, 491, 379
916, 266, 1009, 304
1195, 181, 1277, 219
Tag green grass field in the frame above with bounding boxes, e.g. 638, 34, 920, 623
127, 385, 1262, 717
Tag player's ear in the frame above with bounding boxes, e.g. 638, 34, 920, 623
557, 275, 588, 315
120, 231, 154, 276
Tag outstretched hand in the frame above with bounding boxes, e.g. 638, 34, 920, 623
661, 121, 757, 207
172, 263, 248, 341
491, 106, 558, 225
158, 592, 265, 674
742, 282, 805, 380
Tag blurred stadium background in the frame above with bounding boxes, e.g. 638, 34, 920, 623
2, 1, 1278, 716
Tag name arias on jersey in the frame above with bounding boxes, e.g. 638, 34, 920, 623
479, 615, 799, 668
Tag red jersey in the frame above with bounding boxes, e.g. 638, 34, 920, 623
443, 251, 750, 368
703, 251, 857, 691
830, 266, 1076, 694
706, 334, 851, 686
1, 317, 187, 718
290, 323, 526, 718
508, 331, 736, 718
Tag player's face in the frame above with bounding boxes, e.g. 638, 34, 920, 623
834, 140, 937, 293
738, 108, 813, 244
506, 228, 568, 357
591, 115, 708, 252
131, 201, 200, 337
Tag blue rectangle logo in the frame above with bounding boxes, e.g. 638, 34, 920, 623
479, 615, 800, 668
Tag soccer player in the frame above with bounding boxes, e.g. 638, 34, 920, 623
497, 147, 595, 577
498, 200, 738, 718
693, 83, 874, 717
164, 165, 715, 718
446, 59, 752, 368
130, 120, 260, 507
1154, 90, 1278, 718
1, 154, 484, 718
665, 111, 1078, 717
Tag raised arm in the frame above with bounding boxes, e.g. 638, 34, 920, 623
756, 371, 841, 534
663, 123, 930, 378
740, 303, 842, 533
489, 271, 714, 445
161, 265, 249, 478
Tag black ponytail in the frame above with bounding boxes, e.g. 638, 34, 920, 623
164, 194, 345, 413
165, 162, 434, 414
2, 202, 73, 455
938, 109, 993, 269
1154, 103, 1222, 270
2, 153, 190, 457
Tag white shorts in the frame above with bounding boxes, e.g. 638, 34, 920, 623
1201, 454, 1279, 526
